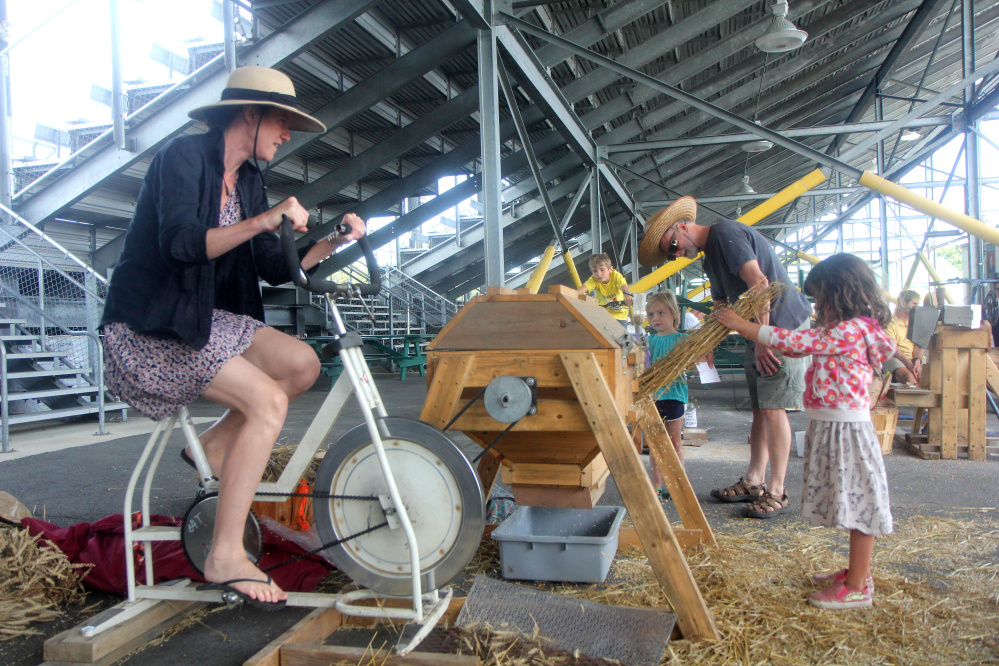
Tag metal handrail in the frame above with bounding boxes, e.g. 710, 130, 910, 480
0, 217, 107, 304
0, 203, 108, 287
0, 282, 109, 453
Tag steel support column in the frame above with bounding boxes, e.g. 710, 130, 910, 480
110, 0, 126, 150
590, 168, 601, 253
223, 0, 237, 72
876, 95, 890, 288
963, 0, 982, 286
478, 10, 504, 286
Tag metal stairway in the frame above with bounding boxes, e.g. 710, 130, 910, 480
0, 205, 128, 452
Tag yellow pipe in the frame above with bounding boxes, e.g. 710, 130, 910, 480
686, 282, 709, 298
795, 250, 821, 265
859, 171, 999, 246
564, 251, 583, 289
632, 168, 828, 293
917, 251, 954, 304
526, 245, 557, 294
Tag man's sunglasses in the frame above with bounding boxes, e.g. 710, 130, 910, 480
665, 228, 679, 260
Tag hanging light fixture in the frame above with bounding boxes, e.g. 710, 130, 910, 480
737, 174, 756, 195
756, 0, 808, 53
742, 119, 774, 153
901, 129, 921, 141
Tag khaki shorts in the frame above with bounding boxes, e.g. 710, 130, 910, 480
882, 357, 905, 374
744, 320, 809, 411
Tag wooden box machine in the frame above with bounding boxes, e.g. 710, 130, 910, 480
422, 286, 641, 508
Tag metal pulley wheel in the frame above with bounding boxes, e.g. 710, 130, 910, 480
984, 289, 999, 326
483, 376, 537, 423
181, 492, 263, 575
312, 417, 484, 596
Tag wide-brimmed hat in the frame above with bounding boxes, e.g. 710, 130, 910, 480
637, 196, 697, 266
188, 66, 326, 133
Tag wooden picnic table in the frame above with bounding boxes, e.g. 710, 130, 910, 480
302, 333, 434, 382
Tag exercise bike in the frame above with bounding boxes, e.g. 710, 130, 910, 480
88, 218, 485, 655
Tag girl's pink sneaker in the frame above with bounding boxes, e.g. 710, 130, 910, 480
808, 579, 872, 609
809, 568, 874, 594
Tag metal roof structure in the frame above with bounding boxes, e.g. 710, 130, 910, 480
9, 0, 999, 299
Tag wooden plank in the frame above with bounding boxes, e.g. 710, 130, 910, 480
546, 284, 579, 297
890, 390, 940, 408
933, 326, 990, 349
509, 481, 606, 509
986, 356, 999, 394
244, 608, 344, 666
449, 399, 591, 432
501, 462, 583, 486
486, 294, 557, 302
425, 297, 482, 352
429, 301, 612, 351
476, 451, 502, 497
618, 526, 707, 551
910, 407, 926, 436
553, 293, 625, 349
460, 351, 609, 387
487, 286, 517, 295
419, 354, 474, 429
682, 428, 707, 445
560, 352, 718, 640
461, 431, 594, 465
44, 600, 201, 664
928, 348, 943, 450
639, 401, 715, 547
281, 644, 480, 665
968, 347, 986, 462
940, 348, 959, 459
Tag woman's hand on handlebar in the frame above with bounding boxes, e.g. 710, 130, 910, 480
265, 197, 309, 234
335, 213, 367, 245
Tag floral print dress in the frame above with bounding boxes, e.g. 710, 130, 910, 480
102, 187, 266, 420
756, 317, 896, 536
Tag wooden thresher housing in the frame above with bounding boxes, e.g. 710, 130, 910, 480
423, 286, 640, 508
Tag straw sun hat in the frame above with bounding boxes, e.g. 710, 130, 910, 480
637, 196, 697, 266
188, 66, 326, 133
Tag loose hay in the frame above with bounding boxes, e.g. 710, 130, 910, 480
261, 443, 321, 483
550, 515, 999, 665
0, 525, 89, 640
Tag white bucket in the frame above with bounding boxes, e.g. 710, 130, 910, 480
795, 431, 806, 458
684, 407, 698, 428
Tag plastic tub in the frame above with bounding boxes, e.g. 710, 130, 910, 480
490, 505, 627, 583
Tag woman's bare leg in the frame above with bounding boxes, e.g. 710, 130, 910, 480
199, 355, 291, 603
190, 328, 321, 475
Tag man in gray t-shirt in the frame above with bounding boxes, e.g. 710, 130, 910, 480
638, 197, 812, 519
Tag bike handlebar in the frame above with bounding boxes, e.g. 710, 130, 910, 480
279, 215, 381, 297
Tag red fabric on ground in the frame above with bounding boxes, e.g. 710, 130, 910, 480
22, 514, 331, 596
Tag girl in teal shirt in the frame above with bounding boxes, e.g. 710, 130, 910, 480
645, 292, 689, 499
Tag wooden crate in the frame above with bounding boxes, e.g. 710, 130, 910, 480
870, 406, 898, 454
251, 479, 313, 531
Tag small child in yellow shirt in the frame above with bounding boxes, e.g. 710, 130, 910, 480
577, 253, 632, 324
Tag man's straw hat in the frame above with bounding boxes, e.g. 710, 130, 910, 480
188, 66, 326, 133
637, 196, 697, 266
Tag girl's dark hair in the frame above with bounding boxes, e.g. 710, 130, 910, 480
802, 253, 892, 327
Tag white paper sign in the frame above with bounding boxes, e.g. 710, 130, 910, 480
696, 361, 721, 384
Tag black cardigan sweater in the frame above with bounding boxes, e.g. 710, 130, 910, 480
101, 128, 309, 350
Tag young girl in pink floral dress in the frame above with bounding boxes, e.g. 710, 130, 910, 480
716, 253, 895, 610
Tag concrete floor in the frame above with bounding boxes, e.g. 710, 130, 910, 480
1, 369, 997, 665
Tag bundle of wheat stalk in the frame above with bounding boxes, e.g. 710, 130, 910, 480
637, 282, 784, 406
260, 443, 321, 484
0, 526, 89, 640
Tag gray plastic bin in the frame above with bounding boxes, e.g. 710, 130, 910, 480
490, 505, 627, 583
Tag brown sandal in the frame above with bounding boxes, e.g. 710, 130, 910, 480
710, 477, 765, 503
745, 491, 791, 519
